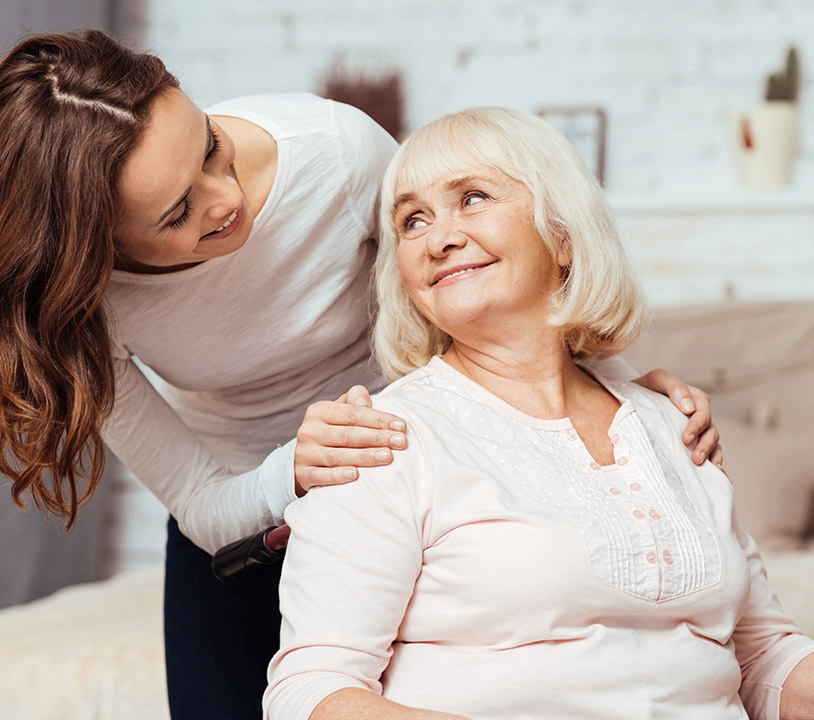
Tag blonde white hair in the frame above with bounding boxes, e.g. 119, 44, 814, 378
374, 106, 646, 382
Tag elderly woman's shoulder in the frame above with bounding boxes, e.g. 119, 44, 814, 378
370, 363, 441, 418
601, 373, 694, 440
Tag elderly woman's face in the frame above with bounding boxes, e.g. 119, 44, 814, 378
393, 166, 564, 337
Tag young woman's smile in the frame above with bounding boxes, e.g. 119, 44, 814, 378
114, 88, 253, 272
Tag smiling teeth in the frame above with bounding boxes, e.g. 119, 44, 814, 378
214, 209, 238, 233
444, 268, 475, 280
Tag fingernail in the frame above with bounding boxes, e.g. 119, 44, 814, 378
680, 399, 696, 413
716, 462, 724, 469
343, 468, 357, 479
390, 420, 406, 432
697, 451, 706, 463
351, 398, 368, 406
390, 433, 406, 447
375, 449, 392, 462
687, 432, 696, 442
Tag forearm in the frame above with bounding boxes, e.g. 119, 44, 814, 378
780, 652, 814, 720
310, 688, 469, 720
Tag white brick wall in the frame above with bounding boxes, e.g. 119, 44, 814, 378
119, 0, 814, 195
105, 0, 814, 571
115, 0, 814, 308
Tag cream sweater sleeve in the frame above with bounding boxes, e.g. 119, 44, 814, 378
734, 517, 814, 720
264, 402, 430, 720
104, 357, 297, 554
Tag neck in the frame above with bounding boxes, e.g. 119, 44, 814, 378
442, 328, 591, 419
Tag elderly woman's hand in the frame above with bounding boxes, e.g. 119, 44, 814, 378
633, 368, 722, 468
293, 385, 408, 496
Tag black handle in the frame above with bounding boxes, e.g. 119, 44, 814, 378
211, 525, 291, 581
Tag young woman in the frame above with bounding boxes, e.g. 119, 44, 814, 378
0, 31, 721, 719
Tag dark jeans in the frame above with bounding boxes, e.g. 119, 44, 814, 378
164, 516, 283, 719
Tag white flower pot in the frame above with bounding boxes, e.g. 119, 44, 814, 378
727, 101, 798, 190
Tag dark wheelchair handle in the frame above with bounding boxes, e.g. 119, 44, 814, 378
211, 525, 291, 582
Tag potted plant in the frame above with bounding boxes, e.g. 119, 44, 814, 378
728, 47, 800, 190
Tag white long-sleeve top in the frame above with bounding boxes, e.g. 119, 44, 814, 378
103, 94, 398, 553
266, 356, 814, 720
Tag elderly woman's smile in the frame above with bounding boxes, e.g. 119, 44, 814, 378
394, 166, 565, 337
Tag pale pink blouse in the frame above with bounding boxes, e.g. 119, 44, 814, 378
265, 357, 814, 720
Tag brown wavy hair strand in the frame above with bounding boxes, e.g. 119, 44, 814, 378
0, 30, 179, 527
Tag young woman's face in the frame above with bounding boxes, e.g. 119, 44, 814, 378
114, 88, 252, 272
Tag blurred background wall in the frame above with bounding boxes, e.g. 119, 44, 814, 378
1, 0, 812, 604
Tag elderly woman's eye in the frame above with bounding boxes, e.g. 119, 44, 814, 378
463, 192, 488, 206
403, 216, 427, 231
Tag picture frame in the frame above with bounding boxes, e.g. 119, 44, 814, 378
536, 106, 607, 186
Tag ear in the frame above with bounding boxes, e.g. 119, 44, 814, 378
555, 228, 572, 269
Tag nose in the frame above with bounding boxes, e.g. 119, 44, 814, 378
204, 172, 243, 221
426, 216, 467, 257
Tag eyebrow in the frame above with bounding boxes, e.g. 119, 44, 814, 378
154, 115, 212, 227
393, 175, 490, 211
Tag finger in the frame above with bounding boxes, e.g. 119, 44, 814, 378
682, 402, 712, 446
692, 426, 720, 465
709, 445, 724, 470
295, 465, 361, 494
299, 446, 395, 470
309, 425, 407, 450
305, 402, 406, 432
634, 369, 697, 415
345, 384, 373, 407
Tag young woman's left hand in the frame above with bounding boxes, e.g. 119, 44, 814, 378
293, 385, 407, 496
633, 368, 722, 468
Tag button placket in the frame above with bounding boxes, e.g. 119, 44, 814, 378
616, 450, 671, 596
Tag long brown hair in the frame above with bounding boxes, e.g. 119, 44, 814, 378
0, 30, 178, 527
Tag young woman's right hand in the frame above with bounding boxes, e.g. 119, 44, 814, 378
293, 385, 407, 496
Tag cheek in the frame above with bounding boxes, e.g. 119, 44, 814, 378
396, 245, 420, 293
221, 130, 238, 166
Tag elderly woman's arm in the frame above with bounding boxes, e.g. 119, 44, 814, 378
311, 689, 469, 720
780, 653, 814, 719
264, 408, 465, 719
733, 518, 814, 720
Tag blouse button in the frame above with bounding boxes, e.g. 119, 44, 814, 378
617, 456, 629, 466
566, 429, 578, 441
608, 487, 621, 495
629, 482, 642, 491
662, 550, 673, 565
590, 462, 601, 471
611, 434, 621, 444
649, 509, 661, 520
632, 509, 645, 519
646, 551, 658, 564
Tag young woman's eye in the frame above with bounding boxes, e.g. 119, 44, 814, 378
169, 201, 193, 229
206, 127, 222, 161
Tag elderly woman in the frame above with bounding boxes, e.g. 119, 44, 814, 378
264, 107, 814, 720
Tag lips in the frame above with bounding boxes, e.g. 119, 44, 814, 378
431, 261, 496, 286
202, 204, 244, 240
